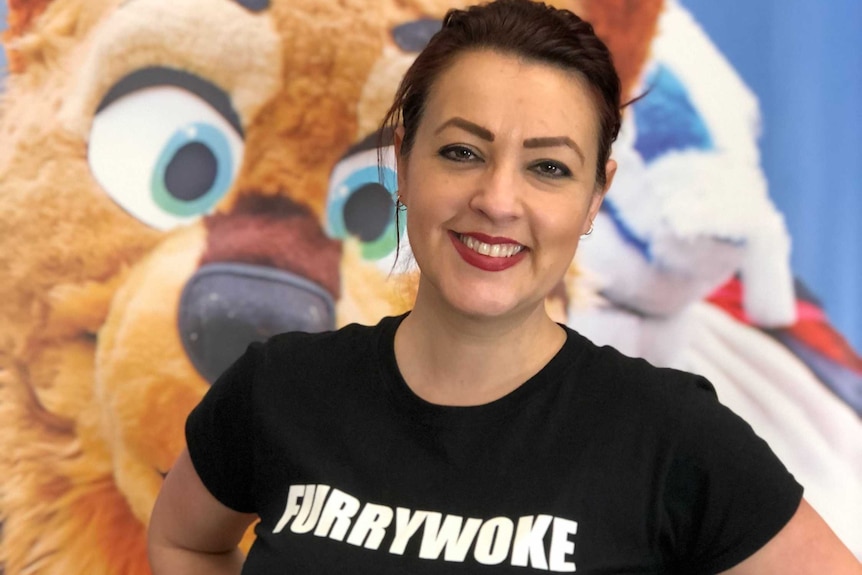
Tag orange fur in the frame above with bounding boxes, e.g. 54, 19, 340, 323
576, 0, 665, 100
3, 0, 51, 71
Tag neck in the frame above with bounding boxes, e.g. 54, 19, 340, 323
394, 287, 566, 406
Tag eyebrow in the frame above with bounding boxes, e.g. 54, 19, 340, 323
435, 117, 585, 165
524, 136, 585, 165
434, 117, 494, 141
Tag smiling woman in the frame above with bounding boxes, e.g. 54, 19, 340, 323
149, 1, 862, 574
391, 50, 608, 344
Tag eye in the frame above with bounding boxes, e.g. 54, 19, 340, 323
89, 71, 244, 231
530, 160, 572, 179
326, 145, 402, 266
440, 145, 480, 163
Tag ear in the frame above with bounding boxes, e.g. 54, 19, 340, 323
584, 158, 616, 233
3, 0, 55, 73
601, 158, 617, 196
393, 125, 408, 206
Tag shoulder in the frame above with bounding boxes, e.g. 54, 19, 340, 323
564, 330, 805, 573
248, 315, 400, 387
564, 328, 755, 454
268, 316, 387, 346
265, 319, 377, 355
569, 328, 718, 409
262, 315, 398, 362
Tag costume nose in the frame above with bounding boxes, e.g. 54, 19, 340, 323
179, 263, 334, 383
179, 194, 341, 383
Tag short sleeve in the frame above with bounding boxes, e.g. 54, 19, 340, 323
185, 342, 263, 513
660, 376, 804, 574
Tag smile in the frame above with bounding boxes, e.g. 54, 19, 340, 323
456, 233, 524, 258
450, 232, 527, 272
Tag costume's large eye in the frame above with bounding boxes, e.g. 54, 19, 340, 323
326, 144, 402, 266
89, 68, 244, 230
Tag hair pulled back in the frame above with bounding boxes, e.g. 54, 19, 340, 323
381, 0, 622, 189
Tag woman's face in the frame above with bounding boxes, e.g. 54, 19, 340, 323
396, 49, 615, 321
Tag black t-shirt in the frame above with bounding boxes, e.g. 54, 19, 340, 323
186, 314, 803, 574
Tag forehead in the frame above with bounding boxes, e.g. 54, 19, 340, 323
422, 50, 600, 151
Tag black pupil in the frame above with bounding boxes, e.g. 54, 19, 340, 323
343, 183, 393, 243
164, 142, 218, 202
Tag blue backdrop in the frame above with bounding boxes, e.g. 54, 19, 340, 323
682, 0, 862, 351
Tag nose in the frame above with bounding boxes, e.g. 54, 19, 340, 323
179, 263, 334, 383
468, 163, 523, 222
179, 194, 341, 383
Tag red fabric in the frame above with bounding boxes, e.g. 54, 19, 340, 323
707, 279, 862, 374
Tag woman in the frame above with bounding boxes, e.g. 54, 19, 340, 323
148, 0, 861, 572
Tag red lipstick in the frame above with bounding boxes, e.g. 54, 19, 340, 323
449, 231, 527, 272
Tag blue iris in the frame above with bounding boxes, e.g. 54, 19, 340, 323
151, 122, 234, 217
328, 165, 402, 260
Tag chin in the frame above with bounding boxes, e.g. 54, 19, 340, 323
443, 289, 541, 322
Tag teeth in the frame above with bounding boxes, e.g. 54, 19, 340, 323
459, 234, 524, 258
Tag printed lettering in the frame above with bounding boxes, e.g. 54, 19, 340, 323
292, 484, 330, 534
389, 508, 430, 555
511, 514, 553, 569
346, 503, 395, 549
474, 517, 514, 565
314, 488, 361, 541
272, 484, 580, 571
273, 484, 306, 534
417, 513, 482, 561
548, 517, 578, 572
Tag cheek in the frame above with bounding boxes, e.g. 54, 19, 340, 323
547, 199, 592, 233
406, 170, 457, 217
403, 183, 441, 241
538, 219, 581, 262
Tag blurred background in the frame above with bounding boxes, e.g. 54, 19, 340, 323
684, 0, 862, 351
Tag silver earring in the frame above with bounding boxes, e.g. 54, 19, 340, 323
396, 192, 406, 212
581, 222, 594, 238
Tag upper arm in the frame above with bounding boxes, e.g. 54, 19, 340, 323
719, 498, 861, 575
148, 448, 256, 555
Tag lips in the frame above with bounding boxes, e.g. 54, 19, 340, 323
449, 231, 527, 272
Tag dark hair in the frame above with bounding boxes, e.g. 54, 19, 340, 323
381, 0, 622, 190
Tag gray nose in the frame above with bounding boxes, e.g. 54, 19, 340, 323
179, 262, 335, 383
